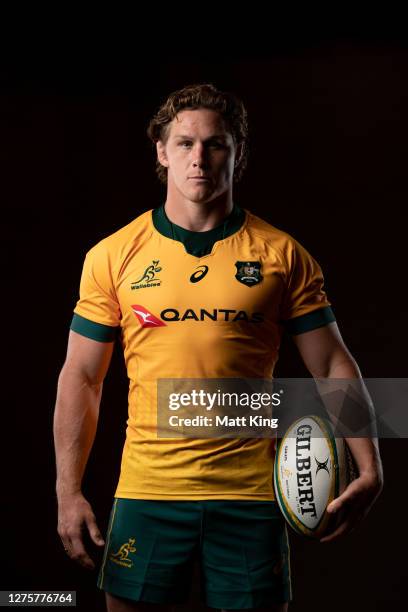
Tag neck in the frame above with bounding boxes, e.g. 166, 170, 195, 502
164, 189, 234, 232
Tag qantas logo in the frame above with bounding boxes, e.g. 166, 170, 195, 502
131, 305, 166, 327
131, 305, 264, 326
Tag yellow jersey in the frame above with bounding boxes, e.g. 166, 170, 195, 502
71, 207, 334, 500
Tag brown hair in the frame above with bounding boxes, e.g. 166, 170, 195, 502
147, 83, 248, 184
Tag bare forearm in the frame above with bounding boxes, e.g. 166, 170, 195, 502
294, 325, 383, 540
326, 356, 382, 479
54, 367, 102, 499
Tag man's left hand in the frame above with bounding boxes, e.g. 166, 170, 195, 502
320, 470, 383, 543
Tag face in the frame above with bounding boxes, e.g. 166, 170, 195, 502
157, 108, 240, 205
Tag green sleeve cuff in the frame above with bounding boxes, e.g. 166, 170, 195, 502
283, 305, 336, 335
70, 313, 119, 342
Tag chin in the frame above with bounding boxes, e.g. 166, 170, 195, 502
185, 189, 215, 204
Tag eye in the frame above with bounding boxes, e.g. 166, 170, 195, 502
208, 142, 227, 150
179, 141, 192, 148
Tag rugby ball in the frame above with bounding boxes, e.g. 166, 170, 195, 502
274, 415, 355, 538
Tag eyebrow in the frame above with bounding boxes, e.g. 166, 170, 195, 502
173, 134, 229, 141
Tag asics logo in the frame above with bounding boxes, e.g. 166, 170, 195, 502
190, 265, 209, 283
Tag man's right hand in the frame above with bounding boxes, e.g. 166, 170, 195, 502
57, 492, 105, 570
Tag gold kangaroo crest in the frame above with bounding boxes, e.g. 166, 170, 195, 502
109, 538, 137, 568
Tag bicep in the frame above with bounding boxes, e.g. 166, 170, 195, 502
291, 321, 356, 378
61, 329, 115, 385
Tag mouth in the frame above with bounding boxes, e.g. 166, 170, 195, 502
189, 177, 211, 182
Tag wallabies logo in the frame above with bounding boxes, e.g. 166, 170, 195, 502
110, 538, 137, 568
131, 260, 162, 290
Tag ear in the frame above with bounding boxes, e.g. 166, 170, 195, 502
156, 141, 169, 168
234, 142, 244, 167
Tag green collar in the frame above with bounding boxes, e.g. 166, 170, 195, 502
152, 204, 245, 257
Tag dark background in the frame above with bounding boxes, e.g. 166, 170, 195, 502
2, 31, 407, 611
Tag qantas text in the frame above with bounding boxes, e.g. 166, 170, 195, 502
160, 308, 264, 323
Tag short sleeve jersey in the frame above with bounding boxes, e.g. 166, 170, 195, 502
72, 208, 335, 500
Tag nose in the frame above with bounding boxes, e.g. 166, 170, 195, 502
191, 143, 207, 168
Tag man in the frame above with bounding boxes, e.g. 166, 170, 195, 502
54, 84, 383, 612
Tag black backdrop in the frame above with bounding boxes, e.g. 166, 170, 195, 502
2, 38, 407, 611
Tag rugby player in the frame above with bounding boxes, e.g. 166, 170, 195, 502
54, 84, 383, 612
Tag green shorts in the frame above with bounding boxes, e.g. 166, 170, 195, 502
98, 499, 292, 610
